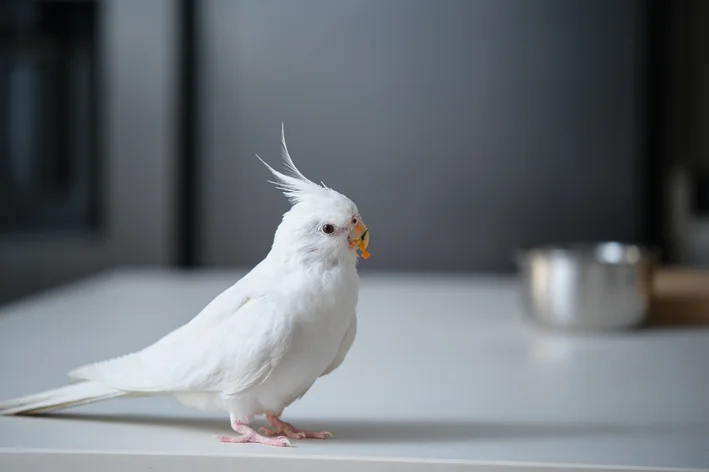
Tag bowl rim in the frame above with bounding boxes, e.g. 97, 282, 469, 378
515, 241, 660, 265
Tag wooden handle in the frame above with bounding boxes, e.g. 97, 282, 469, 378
648, 267, 709, 326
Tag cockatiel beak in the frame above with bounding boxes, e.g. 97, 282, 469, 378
348, 220, 370, 259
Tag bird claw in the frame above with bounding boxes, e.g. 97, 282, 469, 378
264, 428, 331, 440
262, 416, 333, 440
214, 433, 292, 447
216, 420, 294, 448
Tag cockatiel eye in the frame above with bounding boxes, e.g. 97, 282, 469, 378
322, 224, 335, 235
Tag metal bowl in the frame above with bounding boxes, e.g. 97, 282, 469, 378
516, 242, 658, 331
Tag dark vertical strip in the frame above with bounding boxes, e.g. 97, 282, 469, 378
89, 1, 102, 234
177, 0, 198, 266
642, 0, 667, 258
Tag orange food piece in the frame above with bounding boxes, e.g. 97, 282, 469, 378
349, 224, 370, 258
357, 240, 371, 258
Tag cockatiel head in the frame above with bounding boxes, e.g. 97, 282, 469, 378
257, 124, 370, 263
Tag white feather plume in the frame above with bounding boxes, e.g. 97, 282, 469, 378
256, 122, 328, 204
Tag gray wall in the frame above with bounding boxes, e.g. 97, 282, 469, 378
198, 0, 645, 272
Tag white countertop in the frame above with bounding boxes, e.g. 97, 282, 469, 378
1, 269, 708, 472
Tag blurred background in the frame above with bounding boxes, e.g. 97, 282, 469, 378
1, 0, 708, 305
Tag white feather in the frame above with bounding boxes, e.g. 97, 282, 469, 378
0, 381, 124, 415
280, 122, 307, 181
255, 122, 330, 204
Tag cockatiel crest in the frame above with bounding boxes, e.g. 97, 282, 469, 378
256, 122, 331, 205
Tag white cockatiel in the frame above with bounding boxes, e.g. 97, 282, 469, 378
0, 124, 370, 447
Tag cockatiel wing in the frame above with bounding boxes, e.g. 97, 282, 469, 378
286, 314, 357, 406
320, 314, 357, 377
69, 265, 292, 396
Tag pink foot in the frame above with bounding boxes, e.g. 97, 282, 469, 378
259, 414, 333, 440
215, 421, 292, 447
